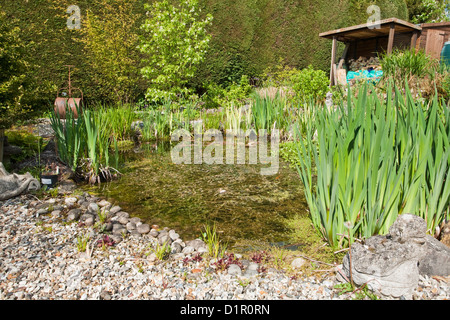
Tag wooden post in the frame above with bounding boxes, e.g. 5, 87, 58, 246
411, 30, 418, 51
387, 22, 395, 54
330, 36, 337, 87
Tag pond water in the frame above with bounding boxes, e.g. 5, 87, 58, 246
82, 140, 309, 251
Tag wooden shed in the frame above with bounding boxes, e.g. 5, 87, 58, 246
319, 18, 450, 86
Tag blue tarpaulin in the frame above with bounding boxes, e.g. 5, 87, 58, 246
347, 69, 383, 84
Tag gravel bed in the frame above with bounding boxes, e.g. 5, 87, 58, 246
0, 192, 449, 301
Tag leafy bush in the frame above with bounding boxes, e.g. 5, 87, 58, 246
139, 0, 213, 103
202, 75, 253, 108
290, 65, 329, 103
380, 48, 438, 81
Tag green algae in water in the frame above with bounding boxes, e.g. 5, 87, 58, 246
83, 141, 309, 249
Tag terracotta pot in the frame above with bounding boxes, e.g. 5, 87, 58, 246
54, 97, 82, 119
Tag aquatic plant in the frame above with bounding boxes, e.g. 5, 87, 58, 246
295, 82, 450, 249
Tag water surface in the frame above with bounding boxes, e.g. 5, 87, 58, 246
83, 141, 309, 250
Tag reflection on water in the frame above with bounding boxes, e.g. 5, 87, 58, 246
82, 140, 309, 250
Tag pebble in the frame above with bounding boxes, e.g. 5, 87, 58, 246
0, 193, 448, 301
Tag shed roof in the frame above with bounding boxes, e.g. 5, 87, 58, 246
319, 18, 421, 42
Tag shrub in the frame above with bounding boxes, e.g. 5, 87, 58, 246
290, 65, 329, 103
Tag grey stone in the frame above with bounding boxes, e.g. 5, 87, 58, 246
84, 217, 94, 227
247, 262, 259, 271
158, 234, 172, 246
171, 242, 183, 254
291, 257, 307, 269
67, 209, 81, 221
126, 222, 136, 231
129, 217, 141, 224
109, 206, 122, 214
64, 197, 78, 207
182, 246, 195, 254
227, 264, 242, 276
118, 216, 129, 225
137, 223, 150, 234
87, 202, 99, 214
149, 229, 159, 238
97, 199, 111, 207
185, 239, 206, 250
418, 235, 450, 277
169, 231, 180, 241
51, 210, 61, 218
242, 269, 258, 277
130, 230, 141, 238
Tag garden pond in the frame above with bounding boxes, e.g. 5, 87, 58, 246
82, 139, 310, 252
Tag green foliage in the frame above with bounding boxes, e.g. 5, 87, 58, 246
203, 75, 254, 108
139, 0, 213, 103
406, 0, 448, 23
4, 129, 46, 164
291, 65, 329, 103
80, 0, 146, 104
0, 10, 32, 129
295, 83, 450, 249
380, 48, 438, 80
49, 104, 122, 183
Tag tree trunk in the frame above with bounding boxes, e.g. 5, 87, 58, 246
0, 129, 4, 164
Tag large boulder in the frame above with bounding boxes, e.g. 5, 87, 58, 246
0, 162, 40, 201
338, 214, 450, 299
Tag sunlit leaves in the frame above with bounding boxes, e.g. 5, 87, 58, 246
138, 0, 212, 103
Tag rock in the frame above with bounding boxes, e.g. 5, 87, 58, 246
185, 239, 206, 251
109, 206, 122, 215
137, 224, 150, 234
169, 230, 180, 241
291, 257, 307, 269
337, 214, 450, 299
0, 163, 40, 201
197, 247, 208, 254
87, 202, 99, 214
100, 290, 112, 300
57, 179, 77, 194
97, 199, 111, 207
118, 216, 129, 225
242, 269, 258, 277
182, 246, 195, 254
417, 235, 450, 277
104, 222, 113, 232
171, 242, 183, 254
227, 264, 242, 276
67, 209, 81, 221
129, 217, 141, 224
126, 222, 136, 231
149, 229, 159, 238
158, 234, 172, 246
64, 197, 78, 207
84, 216, 95, 227
247, 262, 259, 271
51, 210, 61, 218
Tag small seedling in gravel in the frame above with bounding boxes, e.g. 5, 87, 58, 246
76, 234, 90, 252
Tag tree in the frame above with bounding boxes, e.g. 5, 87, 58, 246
405, 0, 448, 23
139, 0, 213, 103
0, 10, 31, 162
80, 0, 146, 104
